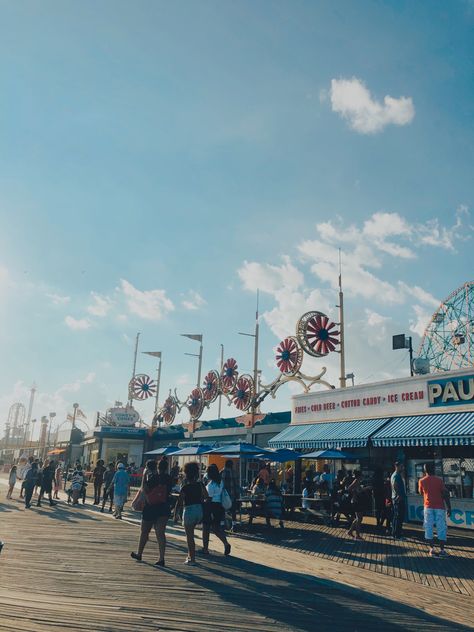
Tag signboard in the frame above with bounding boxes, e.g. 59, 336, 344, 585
292, 368, 474, 425
407, 494, 474, 531
428, 374, 474, 408
97, 426, 147, 436
108, 406, 140, 427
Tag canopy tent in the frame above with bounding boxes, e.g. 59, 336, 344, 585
371, 412, 474, 447
206, 442, 273, 457
302, 449, 358, 460
144, 445, 181, 456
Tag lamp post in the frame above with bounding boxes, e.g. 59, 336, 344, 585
238, 290, 260, 430
181, 334, 203, 387
392, 334, 414, 376
47, 412, 56, 459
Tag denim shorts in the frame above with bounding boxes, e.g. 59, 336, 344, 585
183, 503, 203, 528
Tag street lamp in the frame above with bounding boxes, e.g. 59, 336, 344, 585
181, 334, 203, 387
392, 334, 414, 377
238, 291, 260, 427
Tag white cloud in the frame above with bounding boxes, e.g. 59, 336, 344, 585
47, 293, 71, 305
87, 292, 113, 317
329, 77, 415, 134
409, 305, 432, 337
182, 291, 206, 311
416, 205, 473, 251
119, 279, 174, 321
65, 315, 92, 331
238, 256, 304, 294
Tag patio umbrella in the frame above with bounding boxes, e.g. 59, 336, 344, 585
254, 448, 303, 463
172, 445, 213, 456
206, 443, 275, 489
302, 449, 357, 460
144, 445, 180, 456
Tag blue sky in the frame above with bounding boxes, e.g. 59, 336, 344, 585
0, 1, 473, 435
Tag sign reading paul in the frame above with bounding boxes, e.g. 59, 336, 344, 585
428, 374, 474, 408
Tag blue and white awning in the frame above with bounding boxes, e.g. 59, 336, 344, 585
269, 418, 389, 450
371, 412, 474, 447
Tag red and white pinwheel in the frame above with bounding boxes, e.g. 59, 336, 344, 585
297, 311, 340, 357
186, 387, 205, 421
161, 396, 177, 426
275, 336, 303, 375
203, 370, 220, 403
220, 358, 239, 393
129, 374, 157, 401
232, 374, 254, 412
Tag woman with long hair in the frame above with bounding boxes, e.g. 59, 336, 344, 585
131, 458, 172, 567
174, 461, 207, 565
347, 470, 371, 541
202, 464, 231, 556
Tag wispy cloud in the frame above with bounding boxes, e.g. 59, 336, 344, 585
65, 315, 92, 331
182, 290, 206, 311
119, 279, 174, 321
47, 293, 71, 306
87, 292, 113, 317
329, 77, 415, 134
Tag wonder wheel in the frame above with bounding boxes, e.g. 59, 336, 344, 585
187, 387, 205, 421
220, 358, 239, 393
296, 311, 340, 357
275, 336, 303, 375
418, 281, 474, 372
203, 370, 220, 403
232, 374, 254, 411
129, 374, 157, 400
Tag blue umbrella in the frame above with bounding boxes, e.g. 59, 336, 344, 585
303, 449, 357, 460
207, 442, 273, 456
254, 448, 303, 463
144, 445, 181, 456
172, 445, 213, 456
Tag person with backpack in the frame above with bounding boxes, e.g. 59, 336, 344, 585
202, 464, 231, 557
37, 460, 56, 507
24, 462, 39, 509
131, 458, 172, 566
112, 463, 130, 519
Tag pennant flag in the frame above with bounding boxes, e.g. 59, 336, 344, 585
181, 334, 203, 342
143, 351, 162, 358
76, 409, 87, 419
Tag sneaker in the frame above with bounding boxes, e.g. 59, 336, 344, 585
200, 548, 210, 556
130, 552, 142, 561
100, 508, 104, 513
224, 543, 231, 556
0, 541, 4, 554
429, 548, 438, 557
438, 549, 449, 558
184, 557, 195, 565
154, 560, 165, 567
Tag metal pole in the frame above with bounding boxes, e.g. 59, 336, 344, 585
129, 332, 140, 405
338, 250, 346, 388
155, 358, 162, 416
24, 384, 37, 447
218, 344, 224, 418
197, 343, 203, 388
408, 336, 414, 377
252, 291, 260, 427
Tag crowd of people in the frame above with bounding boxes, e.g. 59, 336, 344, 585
2, 454, 453, 560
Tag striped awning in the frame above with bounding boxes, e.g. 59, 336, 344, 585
371, 412, 474, 447
269, 418, 390, 450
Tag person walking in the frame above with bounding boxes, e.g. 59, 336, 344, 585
265, 480, 284, 528
92, 459, 106, 505
220, 460, 239, 529
347, 470, 370, 540
418, 462, 452, 557
112, 463, 130, 519
391, 461, 407, 540
372, 468, 385, 529
71, 464, 85, 506
53, 463, 63, 500
37, 461, 56, 507
174, 461, 207, 565
202, 464, 231, 556
20, 457, 34, 499
101, 463, 116, 513
131, 458, 172, 566
24, 462, 39, 509
7, 465, 17, 499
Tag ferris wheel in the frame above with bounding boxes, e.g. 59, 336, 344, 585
418, 281, 474, 372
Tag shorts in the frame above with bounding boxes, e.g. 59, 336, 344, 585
142, 502, 171, 522
424, 508, 447, 541
203, 502, 224, 530
183, 503, 203, 528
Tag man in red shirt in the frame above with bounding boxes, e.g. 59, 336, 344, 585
418, 462, 452, 557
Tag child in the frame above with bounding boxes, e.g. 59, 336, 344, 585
7, 465, 17, 499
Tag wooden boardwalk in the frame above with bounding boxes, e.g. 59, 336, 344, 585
0, 497, 473, 632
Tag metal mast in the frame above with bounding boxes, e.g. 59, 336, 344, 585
338, 250, 346, 388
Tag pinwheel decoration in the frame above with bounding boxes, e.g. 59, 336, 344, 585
203, 370, 220, 403
220, 358, 239, 393
232, 374, 254, 411
161, 396, 177, 426
129, 374, 157, 401
275, 336, 303, 375
187, 387, 205, 421
297, 311, 340, 357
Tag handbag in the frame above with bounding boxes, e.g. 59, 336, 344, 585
131, 489, 146, 512
221, 486, 233, 511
